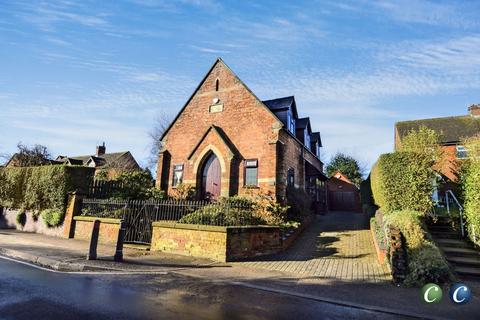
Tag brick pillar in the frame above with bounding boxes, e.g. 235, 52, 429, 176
63, 192, 84, 239
389, 226, 407, 284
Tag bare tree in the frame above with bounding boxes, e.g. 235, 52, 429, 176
147, 112, 173, 170
8, 142, 52, 167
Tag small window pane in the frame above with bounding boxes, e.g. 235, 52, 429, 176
456, 146, 468, 159
172, 164, 184, 187
244, 159, 258, 186
287, 168, 295, 187
245, 167, 258, 186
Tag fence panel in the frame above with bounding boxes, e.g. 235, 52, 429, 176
80, 198, 256, 244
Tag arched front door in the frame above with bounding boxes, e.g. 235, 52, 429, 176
201, 153, 221, 200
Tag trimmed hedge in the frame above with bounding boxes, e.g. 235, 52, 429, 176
371, 152, 435, 213
0, 165, 94, 213
463, 160, 480, 246
384, 210, 453, 286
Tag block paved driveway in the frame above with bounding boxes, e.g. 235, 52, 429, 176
235, 211, 391, 282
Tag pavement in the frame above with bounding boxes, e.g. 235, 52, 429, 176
1, 213, 480, 319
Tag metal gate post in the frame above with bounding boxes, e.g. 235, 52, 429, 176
87, 220, 100, 260
114, 220, 126, 262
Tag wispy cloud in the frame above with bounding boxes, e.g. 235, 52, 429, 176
190, 45, 231, 54
383, 35, 480, 70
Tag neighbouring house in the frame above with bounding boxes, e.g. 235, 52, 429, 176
156, 58, 327, 211
4, 154, 62, 167
394, 104, 480, 201
327, 171, 361, 212
56, 143, 141, 178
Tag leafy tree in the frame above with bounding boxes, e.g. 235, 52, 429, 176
9, 143, 52, 167
111, 169, 165, 200
399, 126, 443, 164
326, 153, 363, 186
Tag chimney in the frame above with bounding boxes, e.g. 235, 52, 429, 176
96, 142, 106, 157
469, 104, 480, 118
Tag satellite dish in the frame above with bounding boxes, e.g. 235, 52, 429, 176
212, 97, 220, 104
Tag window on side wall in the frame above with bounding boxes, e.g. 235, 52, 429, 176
172, 164, 184, 187
244, 159, 258, 186
287, 111, 295, 134
456, 145, 468, 159
287, 168, 295, 188
304, 131, 311, 150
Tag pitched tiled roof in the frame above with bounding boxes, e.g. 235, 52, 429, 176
262, 96, 298, 118
311, 132, 322, 147
56, 152, 129, 168
296, 117, 311, 131
396, 115, 480, 144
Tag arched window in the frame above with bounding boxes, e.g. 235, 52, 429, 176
215, 79, 219, 91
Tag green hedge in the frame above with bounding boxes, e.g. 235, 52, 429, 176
0, 166, 94, 212
384, 210, 453, 286
371, 152, 434, 213
463, 160, 480, 246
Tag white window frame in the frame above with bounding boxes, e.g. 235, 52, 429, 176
456, 145, 468, 159
172, 164, 184, 187
244, 159, 258, 187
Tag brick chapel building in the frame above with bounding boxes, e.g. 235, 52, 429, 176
156, 58, 327, 208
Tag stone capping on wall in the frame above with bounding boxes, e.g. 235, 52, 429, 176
151, 221, 279, 232
370, 222, 387, 265
73, 216, 122, 224
152, 221, 227, 232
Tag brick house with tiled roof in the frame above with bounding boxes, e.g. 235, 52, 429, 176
56, 143, 140, 178
156, 58, 327, 208
395, 105, 480, 182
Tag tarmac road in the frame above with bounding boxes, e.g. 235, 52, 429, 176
0, 257, 417, 320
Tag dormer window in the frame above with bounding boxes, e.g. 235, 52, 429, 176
304, 131, 311, 150
287, 110, 295, 134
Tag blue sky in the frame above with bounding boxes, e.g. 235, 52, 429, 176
1, 0, 479, 172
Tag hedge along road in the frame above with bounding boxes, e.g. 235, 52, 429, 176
0, 257, 414, 320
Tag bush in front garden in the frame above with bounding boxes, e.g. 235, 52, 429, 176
41, 208, 65, 227
16, 212, 26, 227
461, 142, 480, 246
179, 204, 266, 226
384, 210, 453, 286
371, 152, 435, 213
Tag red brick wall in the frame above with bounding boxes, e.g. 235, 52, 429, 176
276, 130, 305, 197
72, 216, 120, 244
157, 60, 281, 198
150, 222, 281, 262
226, 226, 281, 261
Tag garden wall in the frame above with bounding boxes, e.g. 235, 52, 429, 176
0, 208, 64, 237
72, 216, 121, 244
151, 222, 281, 262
